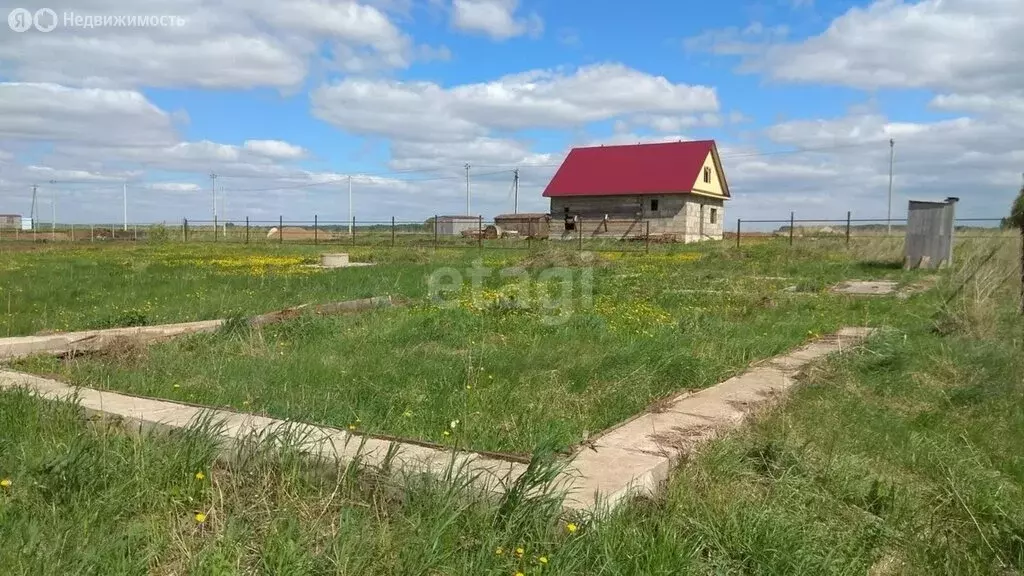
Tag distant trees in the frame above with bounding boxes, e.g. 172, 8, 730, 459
1009, 184, 1024, 314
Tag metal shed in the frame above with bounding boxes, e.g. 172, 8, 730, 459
435, 215, 481, 236
904, 197, 958, 269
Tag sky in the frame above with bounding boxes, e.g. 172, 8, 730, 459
0, 0, 1020, 226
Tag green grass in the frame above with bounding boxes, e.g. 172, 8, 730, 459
2, 292, 1022, 574
10, 240, 938, 454
1, 235, 1022, 573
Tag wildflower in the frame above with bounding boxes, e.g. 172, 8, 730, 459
539, 556, 548, 564
515, 547, 524, 558
194, 471, 205, 481
566, 522, 578, 534
466, 385, 472, 390
449, 419, 460, 429
173, 384, 180, 389
0, 478, 11, 488
443, 430, 451, 437
402, 410, 413, 418
348, 424, 357, 431
516, 573, 525, 576
194, 512, 207, 523
495, 547, 504, 556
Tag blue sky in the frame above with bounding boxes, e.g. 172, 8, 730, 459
0, 0, 1019, 224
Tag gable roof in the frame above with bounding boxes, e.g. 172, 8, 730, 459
542, 140, 729, 199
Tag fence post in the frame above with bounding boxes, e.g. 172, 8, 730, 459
279, 216, 283, 245
845, 211, 851, 247
527, 219, 532, 250
478, 216, 483, 250
433, 215, 438, 248
71, 224, 75, 242
314, 215, 319, 245
245, 217, 250, 244
578, 216, 583, 251
645, 221, 651, 254
392, 216, 396, 247
183, 219, 188, 243
789, 212, 795, 246
352, 217, 356, 246
735, 219, 741, 249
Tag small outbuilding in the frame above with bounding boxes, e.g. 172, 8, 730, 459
494, 213, 551, 239
542, 140, 730, 242
904, 197, 958, 269
435, 215, 481, 236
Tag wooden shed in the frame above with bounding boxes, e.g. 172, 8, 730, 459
494, 213, 551, 239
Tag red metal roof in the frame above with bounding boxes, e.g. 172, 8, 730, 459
542, 140, 727, 198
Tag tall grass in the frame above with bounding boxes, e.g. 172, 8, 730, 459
2, 237, 1023, 573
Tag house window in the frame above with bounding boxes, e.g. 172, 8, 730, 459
650, 199, 659, 212
703, 166, 712, 184
710, 208, 718, 224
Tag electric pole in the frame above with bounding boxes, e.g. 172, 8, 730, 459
348, 175, 353, 237
513, 168, 519, 214
464, 163, 471, 215
30, 184, 37, 230
210, 173, 218, 221
887, 138, 894, 235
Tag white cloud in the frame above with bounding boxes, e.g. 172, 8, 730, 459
450, 0, 542, 40
243, 140, 308, 160
0, 0, 433, 89
311, 63, 720, 141
733, 0, 1021, 98
147, 182, 202, 192
0, 83, 178, 146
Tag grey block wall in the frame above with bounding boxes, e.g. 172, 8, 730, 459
550, 194, 725, 242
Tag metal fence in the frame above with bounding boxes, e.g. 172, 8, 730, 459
732, 212, 1010, 248
0, 213, 1013, 253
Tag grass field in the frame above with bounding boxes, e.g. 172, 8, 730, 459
1, 234, 1022, 573
10, 239, 938, 454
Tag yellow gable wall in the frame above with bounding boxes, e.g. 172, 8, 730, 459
690, 151, 726, 197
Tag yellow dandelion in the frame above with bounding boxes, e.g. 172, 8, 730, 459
539, 556, 548, 564
194, 512, 207, 523
515, 547, 524, 558
194, 471, 205, 481
516, 573, 525, 576
566, 522, 578, 534
0, 478, 11, 488
495, 547, 504, 556
442, 430, 451, 437
348, 424, 357, 431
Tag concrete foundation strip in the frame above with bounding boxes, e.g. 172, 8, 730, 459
0, 296, 394, 361
0, 327, 874, 512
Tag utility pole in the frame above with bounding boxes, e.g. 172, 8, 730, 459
210, 173, 218, 221
122, 182, 127, 231
464, 163, 471, 215
347, 175, 353, 237
513, 168, 519, 214
30, 184, 37, 230
887, 138, 895, 235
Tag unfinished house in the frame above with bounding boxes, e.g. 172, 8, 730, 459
542, 140, 730, 242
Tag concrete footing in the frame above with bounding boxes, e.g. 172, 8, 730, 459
0, 327, 874, 513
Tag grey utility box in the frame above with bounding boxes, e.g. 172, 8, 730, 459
904, 197, 958, 269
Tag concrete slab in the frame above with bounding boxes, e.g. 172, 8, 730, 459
830, 280, 906, 296
0, 369, 527, 497
563, 327, 875, 513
